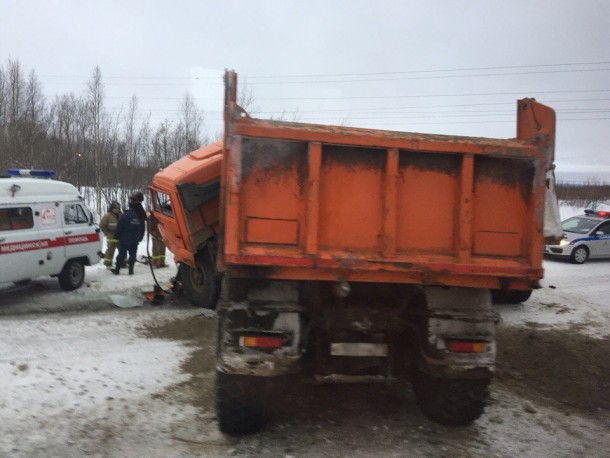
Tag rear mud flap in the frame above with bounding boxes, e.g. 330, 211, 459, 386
420, 287, 497, 378
216, 301, 304, 376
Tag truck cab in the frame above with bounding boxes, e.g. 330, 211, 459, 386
150, 142, 223, 307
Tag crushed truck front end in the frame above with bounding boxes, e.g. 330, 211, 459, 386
149, 142, 223, 308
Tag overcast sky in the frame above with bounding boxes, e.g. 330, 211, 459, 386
1, 0, 609, 181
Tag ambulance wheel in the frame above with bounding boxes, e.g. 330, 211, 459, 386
58, 259, 85, 291
412, 371, 489, 426
215, 370, 267, 435
180, 250, 216, 309
570, 246, 589, 264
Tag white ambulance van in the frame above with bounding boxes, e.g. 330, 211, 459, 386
0, 169, 103, 290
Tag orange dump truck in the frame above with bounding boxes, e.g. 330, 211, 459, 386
150, 70, 560, 434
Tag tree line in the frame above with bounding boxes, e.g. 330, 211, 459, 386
556, 181, 610, 207
0, 58, 209, 213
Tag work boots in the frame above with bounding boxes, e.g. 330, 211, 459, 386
128, 265, 134, 275
111, 266, 120, 275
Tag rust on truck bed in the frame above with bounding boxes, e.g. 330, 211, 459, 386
220, 71, 555, 291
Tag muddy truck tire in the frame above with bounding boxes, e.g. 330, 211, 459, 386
215, 370, 268, 435
491, 289, 532, 304
179, 249, 218, 309
412, 372, 490, 426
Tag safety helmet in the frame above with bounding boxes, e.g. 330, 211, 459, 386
108, 200, 121, 211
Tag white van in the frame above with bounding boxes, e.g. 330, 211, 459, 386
0, 169, 103, 290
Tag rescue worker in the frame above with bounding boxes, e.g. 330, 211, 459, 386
129, 191, 148, 223
148, 212, 167, 268
100, 201, 121, 269
111, 200, 145, 275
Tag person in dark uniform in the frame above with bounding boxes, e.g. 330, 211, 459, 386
129, 191, 147, 223
111, 200, 145, 275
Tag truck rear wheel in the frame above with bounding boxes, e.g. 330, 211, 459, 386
215, 370, 267, 435
179, 250, 217, 309
58, 259, 85, 291
412, 371, 489, 426
491, 289, 532, 304
507, 289, 532, 304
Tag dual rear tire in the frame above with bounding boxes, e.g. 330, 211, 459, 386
412, 371, 490, 426
215, 371, 268, 435
490, 289, 532, 304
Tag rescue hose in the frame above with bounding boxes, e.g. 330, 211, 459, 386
145, 226, 171, 295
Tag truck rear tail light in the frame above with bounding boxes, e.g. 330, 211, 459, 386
240, 335, 283, 349
447, 340, 488, 353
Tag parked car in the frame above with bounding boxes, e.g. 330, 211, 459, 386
544, 204, 610, 264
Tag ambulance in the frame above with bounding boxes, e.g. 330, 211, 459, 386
0, 169, 103, 290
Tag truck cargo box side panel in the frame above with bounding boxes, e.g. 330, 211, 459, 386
472, 157, 533, 258
240, 138, 308, 246
396, 151, 461, 255
318, 145, 385, 252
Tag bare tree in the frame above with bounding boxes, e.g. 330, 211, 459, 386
22, 70, 47, 167
0, 58, 215, 211
238, 84, 257, 114
0, 62, 8, 169
178, 92, 206, 154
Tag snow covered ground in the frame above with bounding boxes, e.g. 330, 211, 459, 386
0, 206, 609, 456
0, 236, 177, 313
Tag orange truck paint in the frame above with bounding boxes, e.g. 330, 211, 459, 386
151, 70, 559, 431
150, 141, 222, 267
218, 71, 553, 291
151, 72, 554, 291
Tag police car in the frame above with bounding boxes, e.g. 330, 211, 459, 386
0, 169, 103, 289
544, 202, 610, 264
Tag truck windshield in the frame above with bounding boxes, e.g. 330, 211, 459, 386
561, 216, 600, 234
153, 191, 174, 218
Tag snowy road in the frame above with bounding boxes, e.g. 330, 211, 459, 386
0, 255, 609, 457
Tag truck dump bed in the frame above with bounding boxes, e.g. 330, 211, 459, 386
220, 71, 555, 291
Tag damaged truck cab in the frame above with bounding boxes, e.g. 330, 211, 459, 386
150, 70, 560, 434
